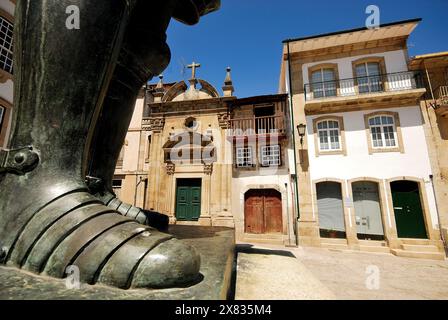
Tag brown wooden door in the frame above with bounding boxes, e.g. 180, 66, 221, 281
264, 190, 283, 233
244, 190, 265, 234
245, 189, 282, 234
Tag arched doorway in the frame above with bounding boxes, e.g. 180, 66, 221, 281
352, 181, 385, 241
244, 189, 282, 234
316, 181, 346, 239
391, 180, 428, 239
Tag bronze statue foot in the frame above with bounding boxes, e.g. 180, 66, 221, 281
3, 186, 200, 289
86, 177, 170, 230
99, 190, 170, 231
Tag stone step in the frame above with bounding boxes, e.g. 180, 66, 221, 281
358, 240, 387, 247
401, 244, 441, 253
241, 234, 285, 245
321, 243, 350, 251
400, 238, 437, 246
320, 238, 348, 245
359, 245, 391, 254
391, 249, 446, 261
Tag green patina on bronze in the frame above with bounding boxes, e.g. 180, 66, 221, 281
0, 0, 221, 290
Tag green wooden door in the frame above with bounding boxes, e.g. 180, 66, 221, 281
176, 179, 201, 221
391, 181, 427, 239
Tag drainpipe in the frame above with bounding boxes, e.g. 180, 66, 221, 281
429, 174, 448, 256
134, 176, 145, 207
284, 182, 293, 247
286, 42, 301, 246
424, 65, 436, 107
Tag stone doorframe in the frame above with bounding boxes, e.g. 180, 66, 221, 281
312, 178, 358, 247
347, 177, 396, 246
168, 171, 212, 226
239, 184, 291, 242
385, 176, 441, 245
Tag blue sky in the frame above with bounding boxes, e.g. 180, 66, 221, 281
161, 0, 448, 98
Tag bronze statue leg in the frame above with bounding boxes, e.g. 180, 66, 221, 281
86, 0, 222, 230
0, 0, 201, 289
86, 1, 175, 230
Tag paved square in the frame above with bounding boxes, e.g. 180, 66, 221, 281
236, 244, 448, 300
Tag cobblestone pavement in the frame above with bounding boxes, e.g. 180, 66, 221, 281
236, 243, 448, 300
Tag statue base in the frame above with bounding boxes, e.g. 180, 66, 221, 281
0, 226, 235, 300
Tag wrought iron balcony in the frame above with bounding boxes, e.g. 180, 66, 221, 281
303, 71, 426, 114
304, 71, 425, 101
436, 86, 448, 105
228, 115, 286, 137
435, 85, 448, 117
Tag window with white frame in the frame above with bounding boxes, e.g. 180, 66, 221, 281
368, 115, 397, 148
311, 68, 337, 98
355, 62, 382, 93
236, 147, 253, 168
317, 120, 341, 151
261, 145, 281, 167
0, 16, 13, 74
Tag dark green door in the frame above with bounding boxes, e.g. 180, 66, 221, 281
391, 181, 427, 239
176, 179, 201, 221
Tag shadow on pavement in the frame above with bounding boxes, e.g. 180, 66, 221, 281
169, 225, 233, 239
236, 244, 296, 258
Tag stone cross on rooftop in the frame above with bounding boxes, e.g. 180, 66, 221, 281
187, 61, 201, 80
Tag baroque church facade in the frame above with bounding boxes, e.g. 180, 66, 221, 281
114, 65, 297, 245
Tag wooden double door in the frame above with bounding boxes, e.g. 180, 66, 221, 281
245, 189, 283, 234
176, 179, 202, 221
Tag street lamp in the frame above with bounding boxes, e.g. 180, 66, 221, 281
297, 124, 306, 146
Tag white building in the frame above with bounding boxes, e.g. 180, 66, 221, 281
281, 19, 446, 259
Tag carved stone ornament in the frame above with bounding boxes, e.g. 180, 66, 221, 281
218, 113, 230, 129
166, 162, 176, 175
204, 163, 213, 175
149, 117, 166, 133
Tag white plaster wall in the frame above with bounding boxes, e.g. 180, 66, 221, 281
123, 98, 144, 171
129, 97, 144, 129
0, 80, 13, 103
306, 106, 439, 228
302, 50, 409, 84
0, 1, 15, 16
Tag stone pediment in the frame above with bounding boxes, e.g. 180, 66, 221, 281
162, 79, 220, 102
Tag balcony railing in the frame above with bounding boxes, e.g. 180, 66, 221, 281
304, 71, 424, 101
436, 86, 448, 106
229, 115, 286, 136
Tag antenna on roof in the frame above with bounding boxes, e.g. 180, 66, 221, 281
179, 57, 187, 81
